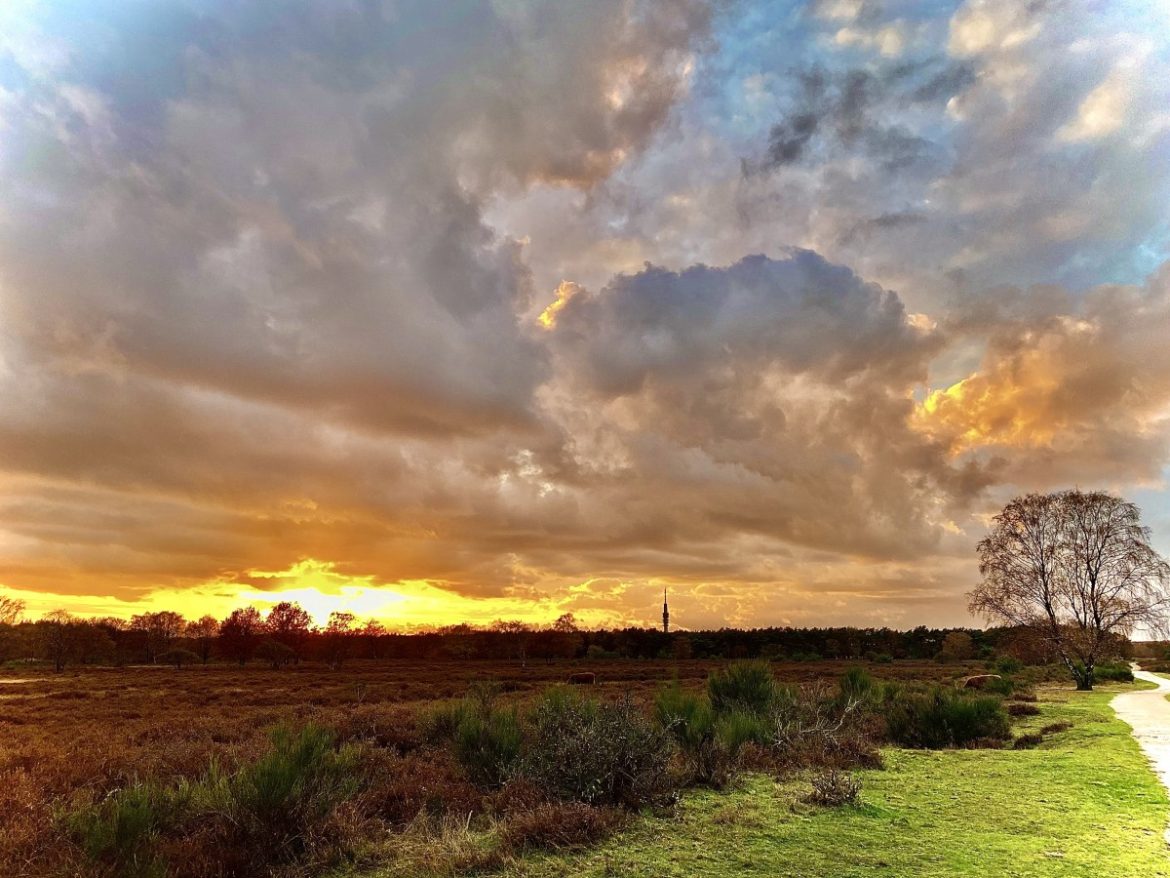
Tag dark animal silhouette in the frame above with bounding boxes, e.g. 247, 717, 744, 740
567, 672, 596, 685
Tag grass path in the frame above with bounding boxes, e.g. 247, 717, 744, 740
495, 686, 1170, 878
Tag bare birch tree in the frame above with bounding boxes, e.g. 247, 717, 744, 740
970, 490, 1170, 689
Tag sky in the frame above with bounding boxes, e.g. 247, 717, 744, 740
1, 0, 1169, 631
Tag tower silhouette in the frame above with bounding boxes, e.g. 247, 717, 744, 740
662, 587, 670, 634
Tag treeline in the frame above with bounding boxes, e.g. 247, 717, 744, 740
0, 596, 1085, 670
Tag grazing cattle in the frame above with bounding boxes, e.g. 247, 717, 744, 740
962, 674, 1002, 690
567, 672, 596, 685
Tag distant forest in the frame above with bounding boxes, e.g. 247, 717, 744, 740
1, 598, 1129, 670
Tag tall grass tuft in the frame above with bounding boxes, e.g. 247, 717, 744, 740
707, 661, 776, 718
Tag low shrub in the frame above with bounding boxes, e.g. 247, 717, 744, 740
67, 782, 176, 878
417, 701, 465, 743
981, 675, 1016, 696
64, 724, 362, 877
654, 684, 737, 788
882, 687, 1010, 749
802, 769, 861, 807
1040, 721, 1073, 736
838, 667, 876, 704
1093, 662, 1135, 683
1013, 733, 1043, 750
520, 689, 677, 807
708, 661, 776, 718
994, 655, 1024, 675
500, 802, 626, 852
1007, 703, 1041, 717
453, 706, 522, 788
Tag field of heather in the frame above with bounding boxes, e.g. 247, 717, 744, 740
3, 658, 1167, 878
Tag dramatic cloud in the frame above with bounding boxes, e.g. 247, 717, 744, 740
0, 0, 1168, 629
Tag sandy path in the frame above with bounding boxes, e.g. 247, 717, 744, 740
1112, 668, 1170, 842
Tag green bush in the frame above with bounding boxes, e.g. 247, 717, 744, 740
654, 683, 736, 787
65, 724, 361, 876
417, 700, 466, 743
839, 667, 875, 704
228, 724, 360, 842
1093, 662, 1135, 683
715, 710, 771, 752
994, 655, 1024, 675
707, 661, 776, 717
521, 688, 676, 807
882, 687, 1010, 749
67, 782, 176, 878
982, 675, 1016, 696
454, 705, 522, 787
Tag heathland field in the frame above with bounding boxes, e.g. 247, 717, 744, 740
1, 660, 1167, 878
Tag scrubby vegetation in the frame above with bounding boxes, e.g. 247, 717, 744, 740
0, 651, 1145, 878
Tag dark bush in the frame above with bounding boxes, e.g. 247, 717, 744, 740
1040, 721, 1073, 736
882, 687, 1010, 749
981, 675, 1016, 696
802, 770, 861, 807
1093, 662, 1135, 683
520, 688, 677, 807
1013, 733, 1043, 750
1007, 703, 1040, 717
707, 661, 776, 717
500, 802, 626, 852
994, 655, 1024, 675
453, 706, 521, 788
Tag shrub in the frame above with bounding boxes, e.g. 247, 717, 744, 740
500, 802, 626, 852
220, 723, 362, 857
453, 706, 522, 788
521, 689, 676, 807
839, 667, 875, 704
882, 687, 1010, 749
872, 653, 893, 664
417, 701, 466, 743
981, 675, 1016, 696
1013, 733, 1044, 750
994, 655, 1024, 675
1040, 721, 1073, 736
715, 710, 771, 752
802, 770, 861, 807
67, 782, 176, 878
1007, 703, 1040, 717
65, 724, 361, 877
654, 683, 738, 788
158, 649, 201, 669
1094, 662, 1135, 683
707, 661, 776, 717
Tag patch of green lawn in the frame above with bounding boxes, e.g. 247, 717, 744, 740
498, 686, 1170, 878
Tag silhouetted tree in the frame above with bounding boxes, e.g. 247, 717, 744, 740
936, 631, 975, 662
323, 611, 356, 669
186, 615, 219, 664
131, 611, 186, 663
266, 602, 313, 661
970, 490, 1170, 689
219, 607, 264, 666
41, 610, 75, 672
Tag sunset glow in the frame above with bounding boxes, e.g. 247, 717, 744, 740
1, 0, 1169, 631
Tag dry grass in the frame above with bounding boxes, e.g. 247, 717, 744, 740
0, 658, 987, 876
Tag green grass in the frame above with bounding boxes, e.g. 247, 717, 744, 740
490, 685, 1170, 878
